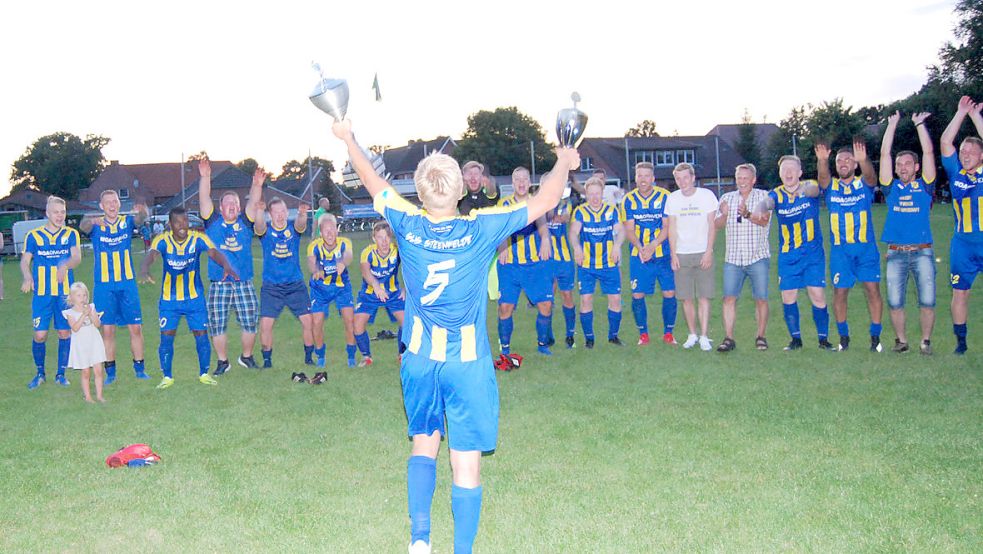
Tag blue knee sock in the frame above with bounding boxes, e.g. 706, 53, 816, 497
870, 322, 882, 337
783, 303, 801, 339
608, 309, 622, 339
498, 317, 513, 352
812, 305, 829, 340
580, 311, 594, 340
346, 344, 357, 363
262, 348, 273, 365
314, 345, 326, 361
194, 334, 211, 375
105, 360, 117, 379
304, 344, 315, 363
133, 359, 145, 374
837, 320, 850, 338
631, 298, 648, 334
355, 332, 372, 357
536, 314, 551, 346
954, 323, 967, 338
545, 312, 555, 343
407, 456, 437, 545
451, 485, 483, 554
57, 337, 70, 376
563, 305, 576, 337
32, 340, 46, 375
159, 334, 176, 378
662, 296, 677, 334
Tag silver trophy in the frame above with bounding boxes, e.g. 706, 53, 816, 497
309, 63, 349, 121
556, 92, 588, 148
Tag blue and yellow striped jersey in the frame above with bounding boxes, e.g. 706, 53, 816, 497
374, 188, 528, 363
546, 199, 573, 262
825, 177, 875, 246
360, 244, 401, 294
620, 186, 671, 259
768, 185, 823, 255
573, 203, 620, 269
25, 226, 79, 297
497, 195, 542, 265
89, 215, 136, 285
942, 152, 983, 243
150, 231, 216, 304
307, 236, 352, 289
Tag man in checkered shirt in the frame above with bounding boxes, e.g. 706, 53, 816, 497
713, 163, 772, 351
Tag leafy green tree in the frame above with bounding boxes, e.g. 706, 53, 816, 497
236, 158, 260, 176
935, 0, 983, 89
625, 119, 660, 138
453, 106, 556, 176
761, 106, 807, 187
735, 110, 761, 174
278, 156, 340, 211
10, 132, 110, 199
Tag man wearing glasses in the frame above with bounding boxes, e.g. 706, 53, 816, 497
714, 163, 772, 351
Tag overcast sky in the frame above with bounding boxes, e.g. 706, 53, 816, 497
0, 0, 960, 196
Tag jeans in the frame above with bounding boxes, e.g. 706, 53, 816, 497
885, 247, 936, 310
722, 258, 770, 300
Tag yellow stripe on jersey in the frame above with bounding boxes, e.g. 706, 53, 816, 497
124, 250, 133, 280
780, 225, 791, 253
175, 274, 185, 301
431, 325, 447, 362
37, 262, 47, 296
806, 219, 814, 242
978, 197, 983, 232
189, 271, 198, 299
162, 273, 172, 301
960, 198, 972, 233
792, 222, 803, 250
844, 212, 855, 244
112, 251, 122, 279
460, 325, 477, 362
830, 213, 840, 245
408, 316, 424, 355
100, 253, 109, 282
858, 211, 868, 243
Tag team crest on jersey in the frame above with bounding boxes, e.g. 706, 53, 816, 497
911, 182, 921, 191
284, 230, 292, 239
61, 234, 69, 244
233, 223, 241, 231
120, 218, 127, 229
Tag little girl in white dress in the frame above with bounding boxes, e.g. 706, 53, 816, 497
62, 282, 108, 403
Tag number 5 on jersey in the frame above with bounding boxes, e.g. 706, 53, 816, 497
421, 260, 456, 305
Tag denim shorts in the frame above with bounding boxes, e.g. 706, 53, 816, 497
885, 246, 936, 309
722, 258, 770, 300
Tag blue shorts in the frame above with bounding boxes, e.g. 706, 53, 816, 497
950, 235, 983, 290
497, 262, 554, 305
32, 295, 70, 331
93, 282, 143, 326
579, 266, 622, 295
830, 242, 881, 288
722, 259, 770, 300
629, 256, 674, 295
159, 300, 207, 332
310, 282, 354, 316
550, 259, 576, 292
261, 281, 312, 318
355, 289, 404, 323
400, 352, 499, 453
778, 247, 826, 291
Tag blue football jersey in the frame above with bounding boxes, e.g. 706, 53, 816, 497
620, 186, 671, 259
374, 188, 528, 362
204, 210, 255, 281
89, 215, 136, 285
25, 226, 79, 297
768, 185, 823, 257
307, 236, 353, 290
151, 231, 216, 305
360, 243, 401, 295
824, 177, 875, 246
258, 220, 304, 284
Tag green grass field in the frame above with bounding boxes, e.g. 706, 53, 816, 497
0, 205, 981, 553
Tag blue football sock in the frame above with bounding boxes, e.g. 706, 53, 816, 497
954, 323, 968, 338
580, 311, 595, 340
498, 316, 513, 351
545, 312, 555, 343
57, 337, 70, 376
345, 344, 357, 362
451, 484, 483, 554
812, 305, 829, 340
32, 340, 46, 375
355, 332, 372, 357
837, 320, 850, 338
159, 334, 176, 378
407, 456, 437, 545
105, 360, 117, 378
535, 313, 551, 346
133, 359, 145, 374
304, 344, 315, 363
563, 305, 576, 337
783, 303, 801, 339
662, 296, 677, 334
870, 323, 882, 337
314, 345, 326, 360
608, 309, 622, 339
631, 297, 648, 334
262, 348, 273, 365
194, 334, 211, 375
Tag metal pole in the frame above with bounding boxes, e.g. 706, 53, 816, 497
624, 137, 630, 190
714, 135, 721, 196
180, 152, 186, 209
792, 134, 798, 156
530, 140, 536, 181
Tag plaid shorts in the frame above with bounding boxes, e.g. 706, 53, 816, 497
207, 280, 259, 335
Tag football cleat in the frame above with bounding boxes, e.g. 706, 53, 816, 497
870, 336, 882, 352
565, 335, 575, 349
134, 369, 151, 380
584, 338, 595, 349
27, 373, 45, 390
537, 345, 552, 356
292, 372, 309, 383
156, 377, 174, 390
408, 540, 431, 554
637, 333, 650, 346
954, 341, 968, 356
358, 356, 374, 368
310, 372, 328, 385
608, 337, 624, 346
213, 360, 230, 376
839, 336, 850, 351
818, 339, 837, 351
663, 332, 677, 345
784, 338, 803, 351
54, 374, 70, 387
198, 374, 218, 386
104, 373, 117, 386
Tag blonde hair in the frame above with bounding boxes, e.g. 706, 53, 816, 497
372, 220, 393, 237
672, 162, 695, 177
777, 155, 802, 168
69, 281, 90, 304
735, 163, 757, 178
414, 153, 464, 211
461, 160, 485, 174
635, 161, 655, 173
100, 189, 120, 201
584, 176, 605, 192
512, 166, 530, 177
317, 212, 338, 229
47, 195, 66, 208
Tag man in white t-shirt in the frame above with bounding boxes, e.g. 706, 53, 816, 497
665, 162, 719, 351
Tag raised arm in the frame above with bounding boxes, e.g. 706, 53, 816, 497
941, 96, 975, 157
252, 201, 268, 236
912, 112, 936, 184
133, 202, 149, 227
536, 216, 552, 260
815, 143, 832, 188
198, 158, 214, 219
880, 112, 900, 185
527, 148, 580, 224
332, 120, 392, 198
244, 168, 266, 222
78, 213, 101, 235
294, 203, 310, 234
853, 139, 877, 187
969, 100, 983, 138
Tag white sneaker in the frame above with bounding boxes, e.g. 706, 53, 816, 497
699, 335, 713, 351
683, 334, 699, 349
408, 540, 431, 554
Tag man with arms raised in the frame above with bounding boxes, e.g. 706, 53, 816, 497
79, 191, 149, 384
198, 158, 265, 373
752, 156, 834, 351
332, 118, 577, 554
879, 111, 937, 354
940, 95, 983, 354
22, 196, 82, 389
816, 139, 883, 352
620, 161, 676, 346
